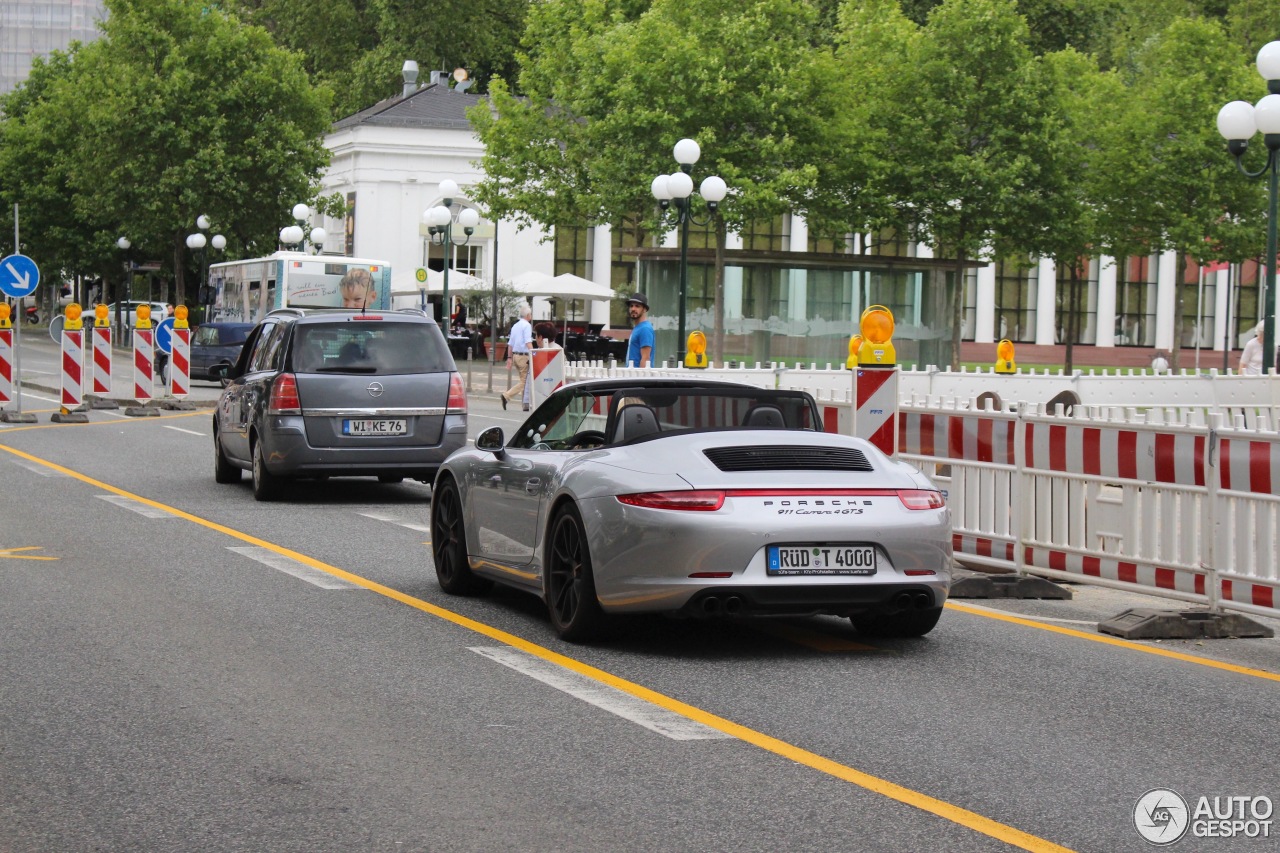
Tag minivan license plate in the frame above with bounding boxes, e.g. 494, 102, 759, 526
767, 545, 876, 576
344, 419, 407, 436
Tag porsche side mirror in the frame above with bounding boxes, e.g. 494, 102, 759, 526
476, 426, 505, 456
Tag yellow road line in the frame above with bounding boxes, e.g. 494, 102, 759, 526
0, 546, 57, 561
0, 442, 1074, 851
945, 601, 1280, 683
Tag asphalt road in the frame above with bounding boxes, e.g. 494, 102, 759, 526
2, 334, 1279, 852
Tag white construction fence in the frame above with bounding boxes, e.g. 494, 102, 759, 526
565, 360, 1280, 620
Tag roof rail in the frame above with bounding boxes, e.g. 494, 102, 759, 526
267, 307, 307, 318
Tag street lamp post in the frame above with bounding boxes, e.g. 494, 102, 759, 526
186, 216, 226, 314
116, 236, 132, 337
424, 179, 481, 329
1217, 40, 1280, 373
650, 139, 727, 363
279, 204, 328, 255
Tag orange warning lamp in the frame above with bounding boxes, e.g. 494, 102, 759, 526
0, 303, 10, 328
94, 303, 109, 327
995, 339, 1016, 374
136, 303, 152, 329
175, 304, 189, 330
65, 303, 83, 331
845, 334, 863, 370
857, 305, 896, 366
684, 330, 708, 368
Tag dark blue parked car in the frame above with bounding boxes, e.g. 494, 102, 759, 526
191, 322, 254, 385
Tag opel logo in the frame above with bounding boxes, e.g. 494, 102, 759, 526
366, 381, 384, 397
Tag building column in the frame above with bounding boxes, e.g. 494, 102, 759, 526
1213, 266, 1231, 353
724, 230, 744, 320
1155, 250, 1177, 351
590, 224, 612, 327
1035, 257, 1057, 345
974, 262, 996, 343
788, 214, 808, 322
1095, 255, 1117, 348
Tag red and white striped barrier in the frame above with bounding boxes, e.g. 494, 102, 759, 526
529, 346, 565, 408
133, 329, 154, 402
60, 329, 85, 409
169, 326, 190, 399
853, 367, 898, 456
90, 326, 112, 396
896, 399, 1280, 620
0, 327, 12, 405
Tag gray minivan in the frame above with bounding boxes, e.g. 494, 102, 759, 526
212, 307, 468, 500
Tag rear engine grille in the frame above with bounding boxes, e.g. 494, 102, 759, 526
704, 445, 873, 472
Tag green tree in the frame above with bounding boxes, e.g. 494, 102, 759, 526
1032, 49, 1125, 371
1092, 17, 1263, 368
838, 0, 1057, 368
0, 0, 333, 305
234, 0, 529, 117
470, 0, 824, 361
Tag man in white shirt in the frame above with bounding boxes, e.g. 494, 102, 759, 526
1240, 323, 1265, 375
502, 303, 534, 410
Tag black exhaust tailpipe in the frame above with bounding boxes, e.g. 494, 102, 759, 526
892, 591, 914, 611
914, 592, 933, 609
724, 596, 743, 615
701, 597, 721, 615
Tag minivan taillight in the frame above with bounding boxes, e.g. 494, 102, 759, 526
268, 373, 301, 415
446, 372, 467, 414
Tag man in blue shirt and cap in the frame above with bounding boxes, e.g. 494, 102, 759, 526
625, 292, 655, 368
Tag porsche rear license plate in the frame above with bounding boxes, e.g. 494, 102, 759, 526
343, 418, 407, 436
767, 545, 876, 576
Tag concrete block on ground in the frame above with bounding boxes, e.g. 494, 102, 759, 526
949, 574, 1073, 600
1098, 608, 1274, 640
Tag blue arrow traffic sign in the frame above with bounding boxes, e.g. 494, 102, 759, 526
155, 316, 176, 354
0, 254, 40, 298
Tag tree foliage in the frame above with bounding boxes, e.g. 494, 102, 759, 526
0, 0, 333, 304
470, 0, 825, 359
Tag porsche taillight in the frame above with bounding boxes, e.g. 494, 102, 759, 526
446, 372, 467, 414
268, 373, 301, 415
617, 490, 726, 511
898, 490, 945, 510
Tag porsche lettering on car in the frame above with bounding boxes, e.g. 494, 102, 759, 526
430, 378, 952, 642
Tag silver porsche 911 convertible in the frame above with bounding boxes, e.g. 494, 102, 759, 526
430, 378, 951, 642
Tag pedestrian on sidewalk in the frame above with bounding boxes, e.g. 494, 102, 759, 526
1240, 323, 1264, 375
501, 303, 533, 411
625, 293, 655, 368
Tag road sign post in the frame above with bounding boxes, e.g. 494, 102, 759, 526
0, 253, 40, 422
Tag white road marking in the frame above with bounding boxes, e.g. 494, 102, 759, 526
10, 459, 64, 476
97, 494, 179, 519
162, 425, 206, 436
470, 646, 733, 741
356, 511, 431, 532
227, 546, 361, 590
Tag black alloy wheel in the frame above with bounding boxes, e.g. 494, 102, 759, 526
545, 504, 606, 642
430, 478, 489, 595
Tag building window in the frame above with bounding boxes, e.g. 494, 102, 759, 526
1115, 255, 1158, 347
1055, 256, 1098, 345
992, 257, 1036, 343
1180, 258, 1217, 349
738, 215, 784, 252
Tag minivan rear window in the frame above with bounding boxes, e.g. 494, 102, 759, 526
294, 322, 452, 375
